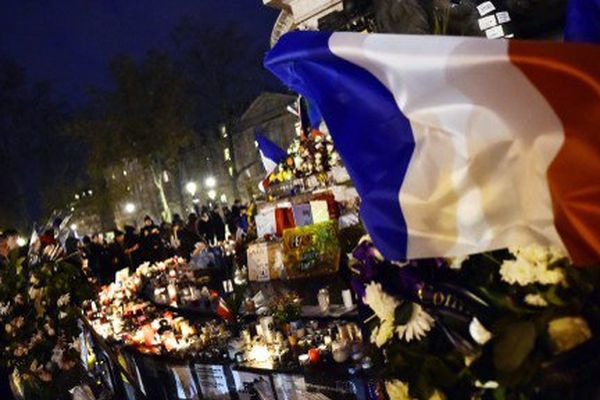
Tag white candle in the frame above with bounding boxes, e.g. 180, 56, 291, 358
342, 290, 353, 309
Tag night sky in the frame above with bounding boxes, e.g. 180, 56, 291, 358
0, 0, 279, 105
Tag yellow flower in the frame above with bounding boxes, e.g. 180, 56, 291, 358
371, 319, 395, 347
548, 316, 592, 353
385, 380, 411, 400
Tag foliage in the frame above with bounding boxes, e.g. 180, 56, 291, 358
269, 291, 302, 325
66, 51, 194, 221
350, 240, 600, 399
0, 245, 93, 398
0, 58, 79, 230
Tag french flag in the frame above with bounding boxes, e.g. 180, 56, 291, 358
256, 133, 287, 176
265, 32, 600, 265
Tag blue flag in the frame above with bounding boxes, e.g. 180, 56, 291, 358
255, 133, 287, 175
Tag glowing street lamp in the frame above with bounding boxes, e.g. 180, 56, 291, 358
124, 202, 136, 214
205, 176, 217, 189
185, 182, 198, 196
70, 223, 77, 231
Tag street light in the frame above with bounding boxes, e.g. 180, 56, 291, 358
70, 223, 77, 231
207, 189, 217, 200
124, 202, 136, 214
205, 176, 216, 189
185, 182, 198, 196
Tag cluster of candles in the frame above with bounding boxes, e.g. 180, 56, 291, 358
86, 257, 230, 356
230, 317, 371, 373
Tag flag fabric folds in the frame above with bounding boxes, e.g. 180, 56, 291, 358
265, 31, 600, 265
255, 133, 287, 176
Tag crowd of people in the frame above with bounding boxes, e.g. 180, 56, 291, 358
83, 200, 252, 285
1, 200, 252, 286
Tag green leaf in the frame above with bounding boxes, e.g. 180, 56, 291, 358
493, 321, 536, 372
543, 286, 564, 307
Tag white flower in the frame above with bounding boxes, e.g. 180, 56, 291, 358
524, 293, 548, 307
29, 274, 40, 285
475, 380, 499, 389
57, 293, 71, 307
535, 268, 565, 285
500, 246, 566, 287
0, 302, 10, 316
28, 286, 42, 300
44, 322, 55, 337
371, 319, 395, 348
499, 258, 536, 286
30, 359, 40, 373
363, 282, 399, 322
510, 244, 567, 265
469, 317, 492, 345
396, 304, 434, 342
385, 380, 412, 400
448, 255, 468, 270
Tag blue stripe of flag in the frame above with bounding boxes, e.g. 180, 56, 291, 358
265, 31, 415, 260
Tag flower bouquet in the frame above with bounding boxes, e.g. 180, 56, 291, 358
350, 236, 600, 400
0, 233, 94, 399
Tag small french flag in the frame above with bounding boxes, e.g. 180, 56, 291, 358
256, 133, 287, 176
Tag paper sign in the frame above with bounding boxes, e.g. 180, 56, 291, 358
292, 204, 313, 227
310, 200, 330, 223
194, 364, 231, 399
255, 210, 277, 239
273, 374, 308, 400
170, 365, 198, 399
477, 1, 495, 15
247, 243, 270, 282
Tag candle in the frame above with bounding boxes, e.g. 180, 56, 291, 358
342, 290, 354, 309
308, 348, 320, 364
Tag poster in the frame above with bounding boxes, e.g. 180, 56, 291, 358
247, 242, 284, 282
292, 203, 313, 227
170, 365, 199, 400
232, 370, 276, 399
282, 221, 340, 280
193, 364, 230, 400
247, 243, 270, 282
255, 208, 277, 239
273, 373, 309, 400
310, 200, 330, 224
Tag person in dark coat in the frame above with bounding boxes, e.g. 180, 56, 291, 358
140, 215, 162, 263
176, 220, 200, 260
196, 208, 215, 244
107, 229, 127, 283
124, 225, 141, 268
211, 206, 226, 242
223, 206, 235, 239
